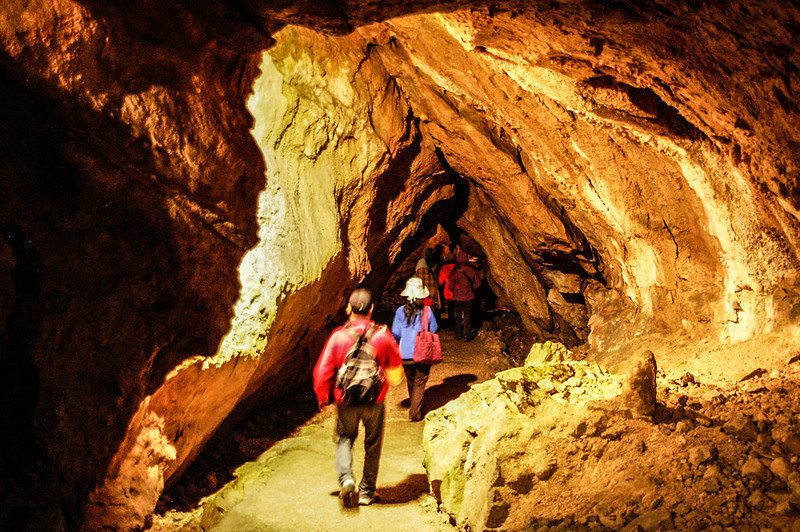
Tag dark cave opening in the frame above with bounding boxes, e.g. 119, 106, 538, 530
360, 153, 600, 351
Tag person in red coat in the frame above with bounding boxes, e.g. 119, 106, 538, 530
438, 251, 481, 340
313, 289, 403, 507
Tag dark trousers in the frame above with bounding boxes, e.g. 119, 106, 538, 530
403, 362, 431, 422
453, 300, 473, 340
446, 299, 455, 329
335, 402, 385, 496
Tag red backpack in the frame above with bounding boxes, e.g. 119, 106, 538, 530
447, 265, 471, 294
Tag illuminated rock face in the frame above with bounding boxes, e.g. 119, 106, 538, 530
1, 0, 799, 529
422, 346, 624, 530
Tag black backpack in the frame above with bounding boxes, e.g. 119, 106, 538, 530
335, 324, 385, 405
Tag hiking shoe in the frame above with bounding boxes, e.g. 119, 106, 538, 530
358, 492, 380, 506
340, 479, 358, 508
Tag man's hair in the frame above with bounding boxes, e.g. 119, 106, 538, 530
348, 288, 372, 315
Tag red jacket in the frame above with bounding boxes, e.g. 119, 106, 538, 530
313, 317, 402, 408
438, 262, 481, 301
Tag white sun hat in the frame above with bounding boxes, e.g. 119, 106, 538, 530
400, 277, 430, 300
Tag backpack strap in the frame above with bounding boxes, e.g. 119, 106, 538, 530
420, 306, 430, 333
364, 323, 379, 340
342, 321, 360, 340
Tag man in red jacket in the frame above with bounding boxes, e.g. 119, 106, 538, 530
313, 288, 403, 508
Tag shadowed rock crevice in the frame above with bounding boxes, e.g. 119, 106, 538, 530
583, 75, 705, 141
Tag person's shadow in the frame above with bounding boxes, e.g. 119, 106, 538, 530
422, 374, 478, 414
378, 473, 430, 504
327, 474, 430, 505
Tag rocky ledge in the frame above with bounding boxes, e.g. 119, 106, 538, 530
423, 342, 800, 531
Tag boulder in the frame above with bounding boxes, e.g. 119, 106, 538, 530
532, 459, 557, 481
774, 500, 798, 517
422, 377, 534, 531
622, 508, 674, 531
746, 490, 766, 509
724, 414, 759, 442
525, 341, 572, 366
787, 472, 800, 494
772, 427, 800, 456
423, 352, 621, 530
688, 445, 717, 467
741, 458, 772, 484
770, 457, 794, 481
620, 350, 657, 418
542, 270, 583, 294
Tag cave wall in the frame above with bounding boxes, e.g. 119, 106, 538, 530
1, 0, 799, 529
0, 0, 270, 528
82, 22, 454, 530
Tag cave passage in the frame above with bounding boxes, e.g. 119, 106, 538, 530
148, 12, 800, 526
88, 12, 800, 528
3, 1, 800, 530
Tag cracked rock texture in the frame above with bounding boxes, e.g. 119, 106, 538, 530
1, 0, 799, 529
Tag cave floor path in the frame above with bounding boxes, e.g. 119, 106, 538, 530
166, 329, 499, 532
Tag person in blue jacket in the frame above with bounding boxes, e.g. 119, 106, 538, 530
391, 277, 439, 421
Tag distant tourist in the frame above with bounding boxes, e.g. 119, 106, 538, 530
391, 277, 439, 422
437, 243, 456, 328
438, 251, 481, 340
414, 257, 441, 313
312, 288, 403, 507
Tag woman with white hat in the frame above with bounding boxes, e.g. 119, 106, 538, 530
391, 277, 439, 421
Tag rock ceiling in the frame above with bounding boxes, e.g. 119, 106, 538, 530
0, 0, 798, 528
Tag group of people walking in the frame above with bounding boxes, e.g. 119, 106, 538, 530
408, 243, 483, 340
391, 245, 481, 417
311, 243, 482, 508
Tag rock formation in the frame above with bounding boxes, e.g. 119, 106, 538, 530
422, 343, 800, 530
620, 349, 658, 418
423, 342, 623, 530
0, 0, 799, 529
